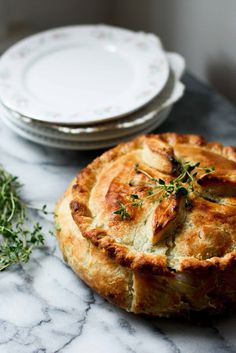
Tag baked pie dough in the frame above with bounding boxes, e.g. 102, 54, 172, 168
56, 133, 236, 316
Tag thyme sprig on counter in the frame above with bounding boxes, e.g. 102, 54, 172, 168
113, 161, 215, 220
0, 167, 45, 271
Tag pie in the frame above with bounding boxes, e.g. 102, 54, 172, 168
55, 133, 236, 316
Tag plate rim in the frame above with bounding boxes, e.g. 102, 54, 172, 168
0, 24, 169, 125
0, 56, 184, 135
0, 105, 172, 150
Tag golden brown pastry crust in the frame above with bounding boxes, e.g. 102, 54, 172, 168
56, 133, 236, 316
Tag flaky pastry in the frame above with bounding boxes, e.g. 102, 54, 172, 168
56, 133, 236, 316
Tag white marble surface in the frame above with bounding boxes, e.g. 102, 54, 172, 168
0, 75, 236, 353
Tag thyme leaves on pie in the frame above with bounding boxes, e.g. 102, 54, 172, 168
113, 161, 215, 220
0, 167, 45, 271
113, 201, 131, 220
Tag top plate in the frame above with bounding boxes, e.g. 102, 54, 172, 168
0, 25, 169, 125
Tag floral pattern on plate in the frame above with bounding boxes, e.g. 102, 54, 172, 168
0, 25, 169, 125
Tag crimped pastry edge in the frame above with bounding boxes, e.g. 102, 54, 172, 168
56, 181, 236, 316
69, 133, 236, 275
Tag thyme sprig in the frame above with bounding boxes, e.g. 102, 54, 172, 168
0, 167, 45, 271
113, 201, 131, 220
113, 161, 215, 220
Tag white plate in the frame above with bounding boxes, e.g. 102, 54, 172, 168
2, 77, 184, 142
0, 25, 169, 125
0, 53, 185, 142
2, 101, 170, 142
0, 106, 172, 150
2, 106, 160, 142
1, 73, 184, 142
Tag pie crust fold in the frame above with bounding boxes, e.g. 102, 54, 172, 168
56, 133, 236, 316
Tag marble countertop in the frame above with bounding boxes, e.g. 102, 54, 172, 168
0, 73, 236, 353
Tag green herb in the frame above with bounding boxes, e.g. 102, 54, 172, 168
130, 194, 143, 208
42, 204, 48, 215
133, 161, 198, 201
204, 167, 215, 173
113, 201, 131, 220
113, 161, 214, 220
0, 167, 45, 271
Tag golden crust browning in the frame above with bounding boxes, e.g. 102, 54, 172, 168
142, 137, 176, 174
56, 133, 236, 316
70, 133, 236, 273
56, 183, 133, 310
151, 191, 186, 245
198, 170, 236, 197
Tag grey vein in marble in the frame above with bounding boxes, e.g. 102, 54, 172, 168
0, 73, 236, 353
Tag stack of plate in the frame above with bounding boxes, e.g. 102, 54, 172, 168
0, 25, 185, 150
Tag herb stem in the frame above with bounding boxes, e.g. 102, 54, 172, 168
113, 161, 215, 220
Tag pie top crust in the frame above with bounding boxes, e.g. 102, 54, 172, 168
70, 133, 236, 275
